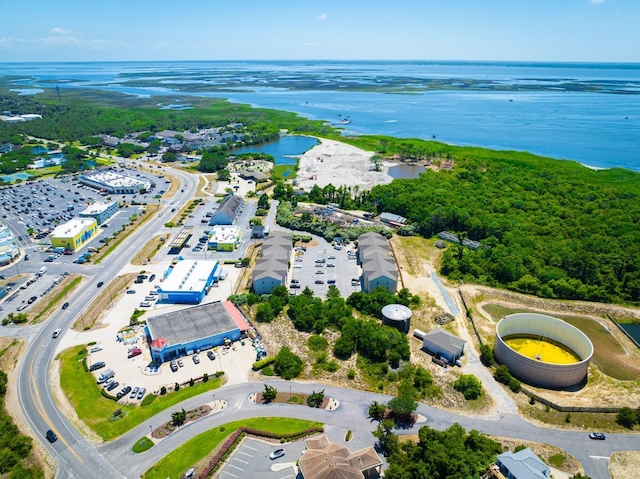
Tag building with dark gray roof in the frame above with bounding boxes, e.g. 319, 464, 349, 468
421, 327, 466, 363
357, 232, 398, 293
146, 300, 249, 363
252, 231, 292, 294
496, 448, 550, 479
209, 194, 243, 225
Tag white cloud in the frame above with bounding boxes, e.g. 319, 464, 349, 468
49, 27, 74, 35
316, 13, 327, 20
304, 42, 317, 47
589, 0, 604, 4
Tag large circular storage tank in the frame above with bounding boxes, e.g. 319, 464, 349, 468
381, 304, 412, 333
494, 313, 593, 389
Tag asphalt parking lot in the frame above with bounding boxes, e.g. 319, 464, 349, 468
289, 240, 361, 298
217, 437, 305, 479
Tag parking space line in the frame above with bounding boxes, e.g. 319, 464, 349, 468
222, 471, 239, 478
280, 474, 295, 479
227, 464, 244, 471
232, 457, 248, 464
237, 450, 253, 457
243, 444, 258, 451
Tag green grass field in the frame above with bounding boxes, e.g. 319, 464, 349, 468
272, 163, 298, 180
482, 304, 640, 380
59, 345, 223, 440
143, 417, 322, 479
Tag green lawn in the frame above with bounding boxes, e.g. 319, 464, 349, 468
143, 417, 322, 479
59, 345, 224, 440
272, 163, 298, 180
132, 436, 155, 453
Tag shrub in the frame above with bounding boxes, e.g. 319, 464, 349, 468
307, 335, 329, 352
82, 358, 88, 372
494, 365, 512, 385
262, 366, 274, 376
174, 382, 180, 392
189, 378, 195, 387
252, 356, 275, 371
453, 374, 483, 400
100, 389, 118, 401
160, 386, 167, 396
508, 377, 521, 393
203, 373, 209, 383
347, 369, 356, 380
479, 344, 494, 366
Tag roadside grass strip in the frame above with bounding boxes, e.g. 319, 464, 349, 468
143, 417, 322, 479
59, 345, 223, 440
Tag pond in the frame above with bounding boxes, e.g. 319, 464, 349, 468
387, 164, 426, 179
232, 135, 319, 165
620, 323, 640, 344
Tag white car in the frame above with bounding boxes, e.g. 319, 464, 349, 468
293, 265, 302, 268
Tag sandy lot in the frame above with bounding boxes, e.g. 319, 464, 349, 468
296, 138, 394, 191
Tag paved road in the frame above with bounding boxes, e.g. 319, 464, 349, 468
96, 380, 632, 479
6, 167, 636, 479
14, 166, 196, 478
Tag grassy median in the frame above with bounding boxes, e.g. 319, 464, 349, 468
59, 345, 224, 440
143, 417, 322, 479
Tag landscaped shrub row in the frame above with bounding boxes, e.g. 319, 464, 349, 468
252, 356, 275, 371
198, 426, 324, 479
101, 389, 118, 401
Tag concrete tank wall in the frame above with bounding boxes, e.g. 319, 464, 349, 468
494, 313, 593, 389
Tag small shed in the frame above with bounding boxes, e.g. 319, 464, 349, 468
422, 327, 466, 363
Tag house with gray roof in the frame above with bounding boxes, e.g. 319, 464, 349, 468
252, 232, 292, 295
357, 232, 398, 293
209, 194, 243, 225
496, 448, 550, 479
422, 327, 466, 363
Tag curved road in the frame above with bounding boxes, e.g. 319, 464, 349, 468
9, 164, 638, 479
16, 164, 195, 479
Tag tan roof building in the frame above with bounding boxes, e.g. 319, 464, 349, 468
299, 434, 382, 479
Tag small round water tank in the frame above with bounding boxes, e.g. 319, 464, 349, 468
381, 304, 412, 333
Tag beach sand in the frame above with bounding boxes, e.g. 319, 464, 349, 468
296, 138, 393, 191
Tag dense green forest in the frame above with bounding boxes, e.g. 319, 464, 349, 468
0, 91, 336, 145
376, 422, 502, 479
0, 371, 43, 478
366, 152, 640, 304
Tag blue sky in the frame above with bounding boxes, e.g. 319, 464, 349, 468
0, 0, 638, 62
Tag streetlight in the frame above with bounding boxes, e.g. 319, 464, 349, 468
149, 424, 152, 436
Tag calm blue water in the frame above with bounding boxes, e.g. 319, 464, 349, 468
620, 323, 640, 343
2, 61, 639, 170
232, 135, 319, 165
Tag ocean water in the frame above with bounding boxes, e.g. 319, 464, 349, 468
2, 61, 639, 170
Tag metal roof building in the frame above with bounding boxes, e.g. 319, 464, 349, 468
252, 231, 292, 295
78, 201, 119, 225
79, 171, 150, 194
421, 327, 466, 363
496, 448, 550, 479
146, 300, 248, 363
209, 194, 243, 225
357, 232, 398, 293
157, 259, 220, 304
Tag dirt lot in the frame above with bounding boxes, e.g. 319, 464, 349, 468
610, 451, 640, 479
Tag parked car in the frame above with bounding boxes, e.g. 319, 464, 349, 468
207, 350, 215, 361
106, 381, 119, 392
589, 432, 606, 440
28, 296, 37, 304
128, 348, 142, 358
269, 448, 285, 460
89, 361, 105, 372
170, 361, 178, 372
139, 301, 151, 307
178, 358, 184, 367
315, 280, 324, 284
129, 387, 139, 399
90, 345, 103, 353
52, 329, 61, 338
137, 387, 146, 400
192, 355, 200, 364
45, 429, 58, 443
149, 274, 156, 282
117, 386, 131, 399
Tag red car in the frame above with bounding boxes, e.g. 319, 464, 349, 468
128, 348, 142, 358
